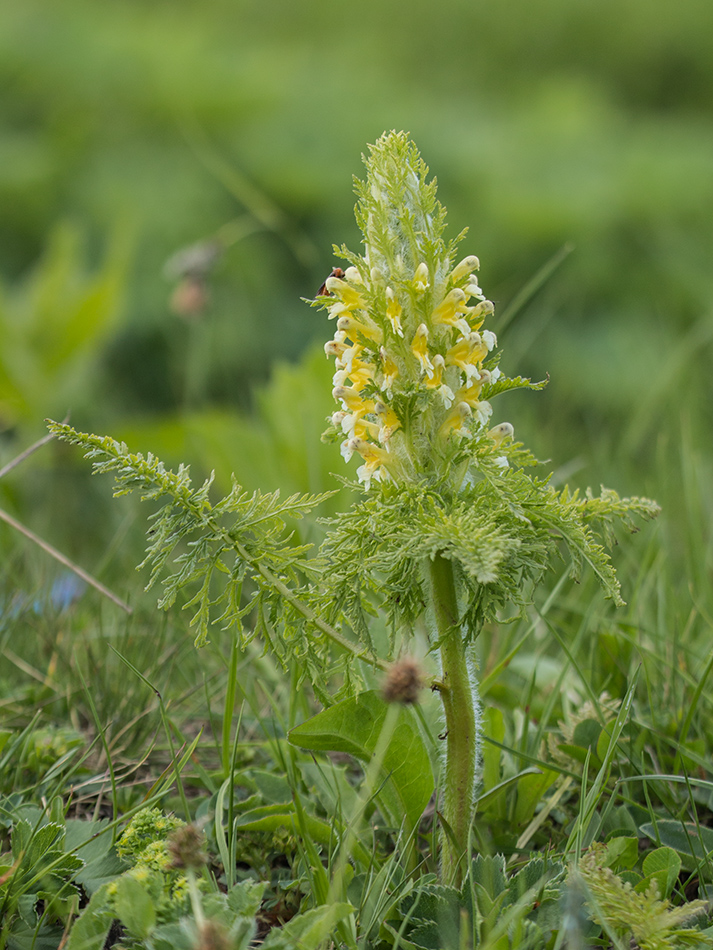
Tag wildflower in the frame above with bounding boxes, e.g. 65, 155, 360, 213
473, 401, 493, 427
425, 355, 456, 407
413, 262, 430, 293
316, 132, 517, 490
431, 289, 472, 336
374, 400, 401, 442
379, 347, 399, 392
439, 402, 472, 439
451, 255, 480, 283
325, 275, 367, 309
411, 324, 434, 377
482, 329, 497, 351
446, 333, 489, 381
333, 357, 374, 392
348, 438, 394, 490
464, 277, 485, 301
385, 287, 404, 336
488, 422, 514, 446
337, 313, 383, 345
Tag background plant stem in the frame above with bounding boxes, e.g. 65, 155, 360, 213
430, 553, 479, 886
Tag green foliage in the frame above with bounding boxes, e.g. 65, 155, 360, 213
577, 842, 711, 949
319, 477, 659, 647
46, 419, 351, 701
115, 807, 185, 864
380, 854, 566, 950
288, 689, 434, 833
0, 223, 130, 431
0, 799, 120, 950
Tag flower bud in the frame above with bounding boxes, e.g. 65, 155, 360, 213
451, 255, 480, 282
413, 262, 430, 293
488, 422, 514, 445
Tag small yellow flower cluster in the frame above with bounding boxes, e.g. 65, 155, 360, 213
322, 255, 506, 488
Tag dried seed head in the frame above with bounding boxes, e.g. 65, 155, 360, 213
167, 823, 208, 871
382, 656, 424, 704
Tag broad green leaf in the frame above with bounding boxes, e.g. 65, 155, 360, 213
65, 819, 125, 896
470, 855, 507, 901
603, 836, 639, 871
572, 719, 602, 752
65, 884, 113, 950
233, 804, 371, 867
113, 874, 156, 938
513, 768, 558, 825
640, 821, 713, 873
288, 690, 433, 832
226, 879, 267, 918
249, 768, 292, 804
634, 847, 681, 898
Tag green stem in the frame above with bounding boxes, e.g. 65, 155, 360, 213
222, 628, 240, 775
429, 553, 479, 886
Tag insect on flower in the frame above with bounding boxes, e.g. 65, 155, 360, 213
316, 267, 346, 297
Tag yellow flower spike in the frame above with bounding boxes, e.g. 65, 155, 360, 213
338, 415, 381, 441
445, 333, 489, 381
332, 385, 375, 414
450, 255, 480, 282
411, 323, 434, 378
431, 289, 472, 336
326, 300, 353, 319
464, 277, 485, 301
343, 266, 363, 283
344, 359, 376, 391
337, 342, 363, 374
337, 313, 384, 345
325, 275, 367, 309
324, 338, 348, 360
425, 354, 456, 407
385, 287, 404, 337
413, 262, 430, 294
374, 400, 401, 441
347, 437, 394, 490
379, 347, 399, 392
471, 300, 495, 321
481, 329, 497, 352
455, 370, 491, 407
348, 437, 391, 464
488, 422, 514, 446
425, 353, 446, 387
439, 401, 472, 439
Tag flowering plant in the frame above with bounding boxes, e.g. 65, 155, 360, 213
49, 131, 658, 885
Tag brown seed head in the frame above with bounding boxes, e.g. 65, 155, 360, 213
167, 823, 208, 871
382, 656, 424, 704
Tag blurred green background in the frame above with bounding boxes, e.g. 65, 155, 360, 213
1, 0, 712, 583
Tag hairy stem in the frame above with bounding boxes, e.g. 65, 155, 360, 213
429, 553, 479, 886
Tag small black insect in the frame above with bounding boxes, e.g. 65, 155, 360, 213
316, 267, 346, 297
